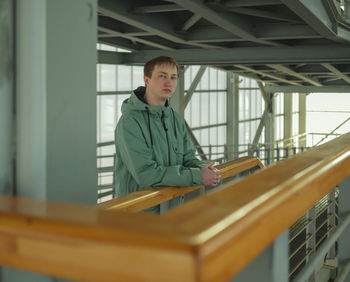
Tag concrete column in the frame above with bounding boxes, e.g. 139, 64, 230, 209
283, 93, 292, 147
0, 0, 14, 195
338, 176, 350, 282
299, 93, 307, 147
16, 0, 97, 205
226, 73, 239, 160
170, 66, 185, 117
3, 0, 98, 281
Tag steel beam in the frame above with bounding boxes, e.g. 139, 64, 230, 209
315, 117, 350, 146
280, 0, 350, 42
99, 0, 214, 49
133, 4, 185, 13
171, 0, 283, 47
251, 109, 268, 148
181, 14, 201, 31
267, 64, 322, 86
322, 63, 350, 84
98, 26, 175, 50
191, 122, 227, 131
228, 7, 302, 23
251, 82, 271, 148
258, 81, 270, 105
236, 65, 302, 86
183, 66, 207, 108
98, 45, 350, 65
187, 24, 320, 43
223, 0, 281, 7
265, 85, 350, 93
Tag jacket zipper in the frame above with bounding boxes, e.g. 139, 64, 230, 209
161, 111, 171, 166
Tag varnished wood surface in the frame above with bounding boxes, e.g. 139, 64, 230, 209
0, 133, 349, 281
0, 196, 195, 281
163, 132, 350, 281
98, 156, 263, 212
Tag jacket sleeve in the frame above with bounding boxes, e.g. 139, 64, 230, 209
116, 116, 202, 188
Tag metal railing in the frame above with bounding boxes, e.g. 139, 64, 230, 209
289, 188, 338, 281
96, 132, 342, 203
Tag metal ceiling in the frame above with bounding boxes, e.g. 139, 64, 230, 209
98, 0, 350, 92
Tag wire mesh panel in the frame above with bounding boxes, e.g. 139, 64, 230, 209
289, 188, 339, 281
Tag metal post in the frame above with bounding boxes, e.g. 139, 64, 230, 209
285, 147, 289, 159
267, 147, 271, 166
284, 93, 292, 148
299, 93, 307, 147
306, 207, 316, 282
227, 73, 239, 160
267, 93, 275, 163
327, 189, 337, 280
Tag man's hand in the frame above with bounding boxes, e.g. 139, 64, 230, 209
201, 162, 221, 187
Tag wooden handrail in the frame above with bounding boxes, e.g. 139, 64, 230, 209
98, 156, 264, 212
0, 133, 349, 281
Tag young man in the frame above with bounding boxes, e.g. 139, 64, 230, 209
114, 56, 221, 212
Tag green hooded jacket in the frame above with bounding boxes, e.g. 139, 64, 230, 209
114, 87, 205, 204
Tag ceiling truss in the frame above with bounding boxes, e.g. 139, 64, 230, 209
98, 0, 350, 92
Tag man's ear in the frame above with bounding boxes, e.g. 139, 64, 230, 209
144, 75, 149, 85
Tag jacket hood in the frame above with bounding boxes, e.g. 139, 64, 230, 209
121, 86, 171, 116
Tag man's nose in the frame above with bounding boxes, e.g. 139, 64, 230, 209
164, 78, 173, 85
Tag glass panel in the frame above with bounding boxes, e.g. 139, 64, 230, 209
218, 92, 226, 124
200, 92, 209, 125
132, 66, 144, 89
97, 96, 117, 142
100, 64, 116, 91
218, 70, 226, 88
200, 68, 209, 89
117, 65, 132, 91
209, 92, 217, 124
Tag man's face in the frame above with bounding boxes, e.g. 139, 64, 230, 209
144, 63, 178, 105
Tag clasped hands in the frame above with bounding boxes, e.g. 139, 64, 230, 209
201, 162, 221, 187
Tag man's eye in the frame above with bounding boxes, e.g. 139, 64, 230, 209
159, 74, 166, 78
171, 77, 177, 81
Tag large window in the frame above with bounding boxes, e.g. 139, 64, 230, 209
306, 93, 350, 146
184, 67, 227, 161
237, 77, 265, 157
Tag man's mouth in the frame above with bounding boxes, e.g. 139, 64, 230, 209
163, 88, 171, 93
